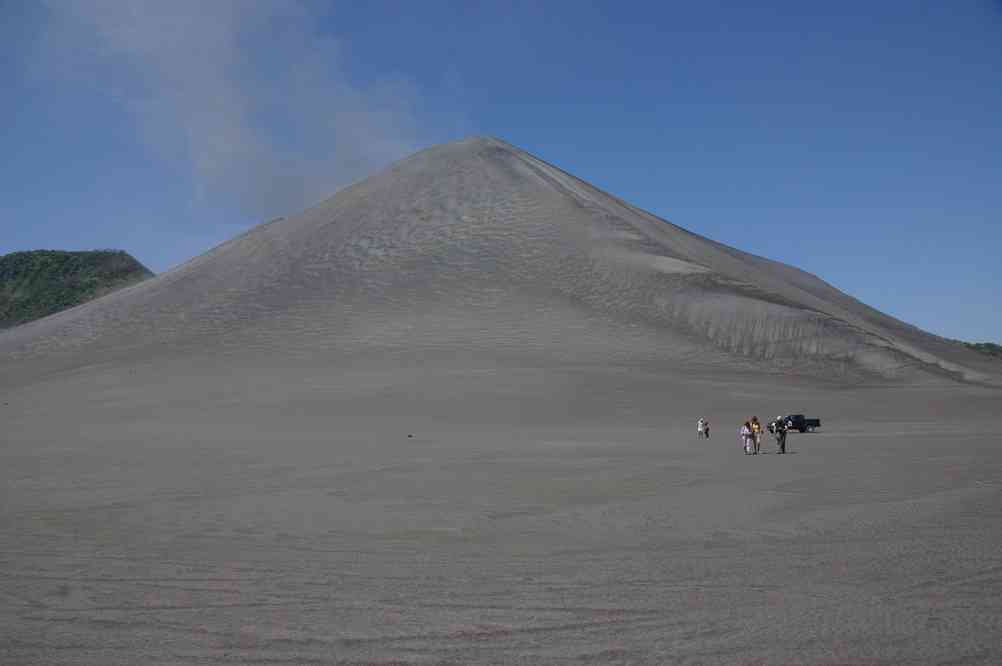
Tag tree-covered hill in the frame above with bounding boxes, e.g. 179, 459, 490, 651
962, 341, 1002, 359
0, 250, 154, 329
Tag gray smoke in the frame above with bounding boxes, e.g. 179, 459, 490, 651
38, 0, 448, 220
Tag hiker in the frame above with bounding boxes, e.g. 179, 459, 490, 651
771, 415, 788, 454
750, 416, 762, 454
740, 421, 753, 455
697, 417, 706, 439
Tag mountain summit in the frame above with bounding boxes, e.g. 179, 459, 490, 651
0, 137, 994, 384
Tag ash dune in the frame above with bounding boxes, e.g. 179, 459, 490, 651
1, 136, 995, 386
3, 138, 1002, 665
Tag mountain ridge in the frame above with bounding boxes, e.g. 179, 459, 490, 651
0, 137, 996, 386
0, 249, 153, 330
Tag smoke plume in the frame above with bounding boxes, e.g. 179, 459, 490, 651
39, 1, 443, 220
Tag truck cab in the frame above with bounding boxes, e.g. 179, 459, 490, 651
784, 414, 821, 433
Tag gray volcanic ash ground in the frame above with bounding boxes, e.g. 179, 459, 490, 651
2, 137, 1000, 664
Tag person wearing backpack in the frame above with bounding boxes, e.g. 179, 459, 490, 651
772, 416, 788, 454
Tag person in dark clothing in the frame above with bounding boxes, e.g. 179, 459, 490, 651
771, 416, 787, 454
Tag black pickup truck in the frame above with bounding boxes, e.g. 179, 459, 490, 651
784, 414, 821, 433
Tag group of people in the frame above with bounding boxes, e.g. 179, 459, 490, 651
739, 416, 789, 454
696, 416, 788, 454
739, 417, 763, 454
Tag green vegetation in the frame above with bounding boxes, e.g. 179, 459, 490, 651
962, 341, 1002, 359
0, 250, 153, 329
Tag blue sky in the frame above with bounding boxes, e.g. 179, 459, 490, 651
2, 1, 1000, 341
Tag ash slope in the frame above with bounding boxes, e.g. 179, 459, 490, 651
0, 137, 993, 384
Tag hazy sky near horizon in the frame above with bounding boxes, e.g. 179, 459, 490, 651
2, 1, 1000, 341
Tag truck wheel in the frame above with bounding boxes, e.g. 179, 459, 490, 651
806, 426, 814, 433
